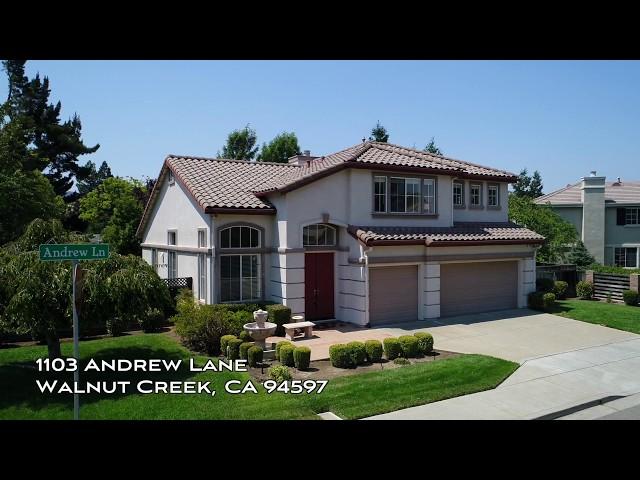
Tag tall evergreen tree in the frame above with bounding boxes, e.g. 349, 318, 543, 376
1, 60, 100, 196
77, 160, 113, 195
218, 124, 259, 160
567, 240, 596, 268
513, 168, 544, 198
369, 121, 389, 142
257, 132, 300, 163
424, 137, 443, 155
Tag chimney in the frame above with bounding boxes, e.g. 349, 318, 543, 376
288, 150, 319, 166
580, 172, 606, 264
590, 170, 597, 177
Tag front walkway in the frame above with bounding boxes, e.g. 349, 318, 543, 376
270, 309, 638, 363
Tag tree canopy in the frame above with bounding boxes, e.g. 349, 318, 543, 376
219, 125, 259, 160
257, 132, 300, 163
512, 168, 543, 198
77, 160, 113, 195
369, 121, 389, 142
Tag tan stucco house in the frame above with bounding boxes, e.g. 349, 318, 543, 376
137, 141, 544, 326
535, 173, 640, 268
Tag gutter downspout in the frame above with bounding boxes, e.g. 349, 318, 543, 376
360, 242, 373, 327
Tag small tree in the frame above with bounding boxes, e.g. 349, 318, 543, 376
77, 160, 113, 195
513, 168, 544, 198
219, 125, 259, 160
567, 240, 596, 268
369, 121, 389, 142
424, 137, 442, 155
257, 132, 300, 163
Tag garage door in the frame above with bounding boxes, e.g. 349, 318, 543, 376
440, 261, 518, 318
369, 266, 418, 325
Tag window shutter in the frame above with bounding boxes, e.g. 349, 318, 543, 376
617, 208, 626, 225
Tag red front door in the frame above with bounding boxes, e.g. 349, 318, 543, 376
305, 252, 334, 320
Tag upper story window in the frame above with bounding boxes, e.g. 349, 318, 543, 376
374, 174, 437, 215
470, 183, 482, 207
198, 229, 207, 248
167, 231, 177, 245
168, 170, 175, 185
488, 185, 499, 207
453, 182, 464, 207
615, 247, 638, 268
374, 176, 387, 213
626, 208, 639, 225
303, 224, 337, 247
220, 226, 260, 249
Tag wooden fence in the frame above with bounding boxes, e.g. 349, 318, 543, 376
591, 273, 630, 302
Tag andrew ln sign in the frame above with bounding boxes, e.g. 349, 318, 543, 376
39, 244, 110, 261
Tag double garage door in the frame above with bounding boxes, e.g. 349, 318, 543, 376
368, 261, 518, 325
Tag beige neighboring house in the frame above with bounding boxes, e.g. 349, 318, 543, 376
535, 172, 640, 268
136, 141, 544, 327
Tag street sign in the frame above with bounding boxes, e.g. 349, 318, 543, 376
38, 243, 109, 420
39, 243, 109, 261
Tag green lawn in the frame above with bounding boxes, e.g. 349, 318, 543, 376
550, 299, 640, 334
0, 334, 517, 420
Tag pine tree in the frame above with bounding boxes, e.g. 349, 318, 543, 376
567, 240, 596, 268
77, 160, 113, 195
529, 170, 543, 198
219, 125, 259, 160
369, 121, 389, 142
424, 137, 443, 155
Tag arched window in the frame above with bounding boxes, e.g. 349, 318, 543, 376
220, 225, 260, 249
303, 224, 337, 247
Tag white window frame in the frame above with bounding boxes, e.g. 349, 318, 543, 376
219, 226, 261, 249
303, 224, 337, 247
198, 228, 207, 248
198, 253, 207, 301
423, 178, 436, 214
488, 184, 499, 207
167, 230, 177, 246
390, 177, 421, 213
453, 181, 464, 207
614, 247, 639, 268
470, 183, 482, 207
374, 176, 387, 213
168, 251, 177, 279
220, 254, 262, 302
625, 208, 639, 225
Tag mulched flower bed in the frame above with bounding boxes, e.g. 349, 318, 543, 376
248, 349, 460, 382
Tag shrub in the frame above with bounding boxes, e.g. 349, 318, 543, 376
139, 308, 164, 333
275, 340, 292, 360
266, 304, 291, 336
239, 342, 254, 360
268, 365, 292, 383
606, 293, 613, 304
542, 292, 556, 309
106, 317, 128, 336
553, 281, 568, 299
173, 297, 233, 355
293, 346, 311, 370
364, 340, 383, 363
576, 281, 593, 300
536, 277, 555, 293
414, 332, 434, 354
247, 346, 263, 367
227, 338, 243, 360
220, 335, 237, 356
528, 291, 545, 310
279, 344, 295, 367
398, 335, 420, 358
329, 344, 354, 368
383, 338, 402, 360
393, 357, 411, 365
623, 290, 639, 306
346, 341, 367, 365
239, 330, 251, 342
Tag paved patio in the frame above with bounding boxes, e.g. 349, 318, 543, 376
269, 309, 638, 363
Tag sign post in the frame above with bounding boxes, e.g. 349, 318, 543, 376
40, 243, 109, 420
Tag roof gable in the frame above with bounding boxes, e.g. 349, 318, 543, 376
534, 181, 640, 206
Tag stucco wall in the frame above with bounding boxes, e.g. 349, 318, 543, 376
452, 182, 509, 223
553, 207, 583, 238
605, 207, 640, 245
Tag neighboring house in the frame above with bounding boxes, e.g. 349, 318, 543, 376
535, 172, 640, 268
137, 141, 544, 326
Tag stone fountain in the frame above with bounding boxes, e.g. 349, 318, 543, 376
243, 309, 277, 352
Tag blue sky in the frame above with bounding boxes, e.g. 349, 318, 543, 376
2, 60, 639, 192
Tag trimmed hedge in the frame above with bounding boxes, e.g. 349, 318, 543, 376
293, 346, 311, 370
239, 330, 251, 342
247, 346, 263, 367
364, 339, 383, 363
220, 335, 237, 356
279, 344, 295, 367
239, 342, 254, 360
542, 292, 556, 309
414, 332, 434, 354
623, 290, 639, 306
275, 340, 292, 361
266, 304, 291, 337
268, 365, 292, 382
398, 335, 420, 358
227, 338, 243, 360
329, 344, 353, 368
383, 338, 402, 360
553, 281, 568, 299
536, 277, 555, 293
393, 357, 411, 365
576, 281, 594, 300
346, 341, 367, 366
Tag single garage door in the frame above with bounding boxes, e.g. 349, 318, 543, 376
440, 261, 518, 318
369, 265, 418, 325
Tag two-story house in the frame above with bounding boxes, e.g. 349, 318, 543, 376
535, 172, 640, 268
137, 141, 544, 326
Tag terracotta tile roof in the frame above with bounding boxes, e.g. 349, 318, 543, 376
348, 222, 545, 246
254, 141, 517, 194
534, 181, 640, 206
